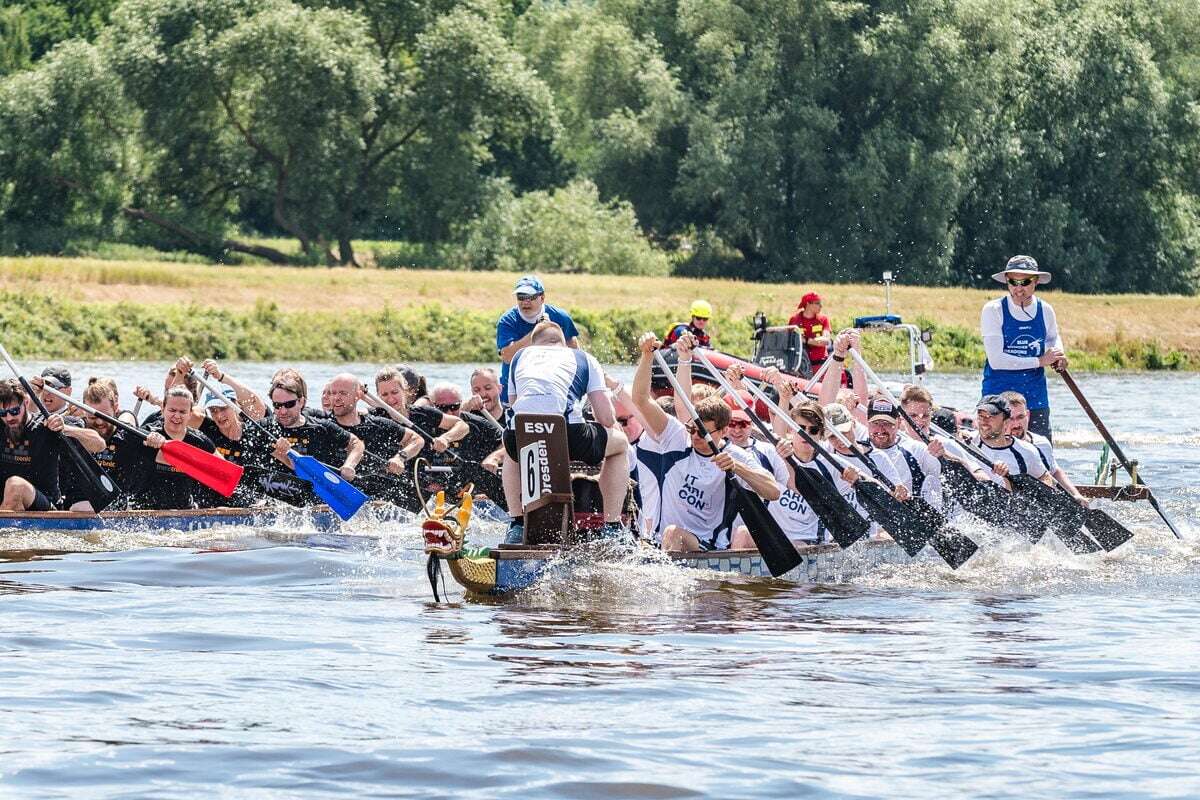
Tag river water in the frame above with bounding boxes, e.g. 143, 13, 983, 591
2, 362, 1198, 799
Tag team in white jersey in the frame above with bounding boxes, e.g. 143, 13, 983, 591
493, 314, 1089, 554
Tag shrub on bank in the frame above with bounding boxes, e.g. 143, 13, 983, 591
457, 179, 671, 277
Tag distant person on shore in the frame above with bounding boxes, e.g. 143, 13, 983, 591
788, 292, 831, 375
981, 255, 1065, 441
663, 300, 713, 349
496, 275, 579, 406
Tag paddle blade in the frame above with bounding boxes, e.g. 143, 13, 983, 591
793, 467, 869, 549
853, 481, 931, 557
290, 452, 369, 521
1083, 508, 1135, 552
733, 486, 803, 577
161, 440, 244, 497
929, 528, 979, 570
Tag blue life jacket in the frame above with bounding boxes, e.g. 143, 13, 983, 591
982, 298, 1050, 409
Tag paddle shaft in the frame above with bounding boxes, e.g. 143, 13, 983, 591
1056, 366, 1183, 540
362, 389, 462, 465
39, 384, 151, 441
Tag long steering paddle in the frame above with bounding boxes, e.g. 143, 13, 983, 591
1055, 366, 1183, 541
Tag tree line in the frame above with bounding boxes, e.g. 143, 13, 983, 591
1, 0, 1197, 294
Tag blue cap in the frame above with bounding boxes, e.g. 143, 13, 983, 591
204, 388, 238, 410
513, 275, 544, 295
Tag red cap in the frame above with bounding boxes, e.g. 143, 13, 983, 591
724, 391, 755, 414
729, 407, 751, 424
800, 292, 822, 306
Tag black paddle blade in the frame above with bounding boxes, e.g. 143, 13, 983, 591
1008, 475, 1101, 553
1083, 508, 1135, 551
59, 436, 121, 512
929, 528, 979, 570
793, 467, 870, 549
734, 486, 803, 577
853, 481, 931, 557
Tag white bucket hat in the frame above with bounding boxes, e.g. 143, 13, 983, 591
991, 254, 1051, 285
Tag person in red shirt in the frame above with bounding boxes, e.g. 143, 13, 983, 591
787, 292, 831, 371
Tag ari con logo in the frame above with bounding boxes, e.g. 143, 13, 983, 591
519, 440, 552, 507
522, 421, 557, 435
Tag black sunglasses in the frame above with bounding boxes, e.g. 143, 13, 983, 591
515, 293, 542, 302
1007, 277, 1036, 287
272, 398, 299, 410
436, 402, 461, 413
797, 424, 822, 435
617, 416, 633, 425
0, 405, 22, 417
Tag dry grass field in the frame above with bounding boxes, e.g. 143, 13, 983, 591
7, 255, 1197, 360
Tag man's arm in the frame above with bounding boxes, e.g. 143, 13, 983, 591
727, 457, 782, 501
202, 359, 267, 420
587, 389, 616, 428
673, 333, 696, 425
631, 333, 670, 438
818, 331, 850, 406
60, 423, 106, 454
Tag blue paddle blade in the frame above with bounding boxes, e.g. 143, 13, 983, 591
290, 451, 368, 521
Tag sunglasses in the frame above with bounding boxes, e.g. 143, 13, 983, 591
436, 403, 461, 413
685, 423, 716, 437
693, 316, 709, 322
728, 419, 751, 429
1007, 277, 1036, 287
272, 398, 300, 410
796, 424, 822, 435
617, 416, 633, 425
0, 405, 22, 418
515, 293, 542, 302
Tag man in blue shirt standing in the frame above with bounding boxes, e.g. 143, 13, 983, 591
496, 275, 580, 405
980, 255, 1067, 441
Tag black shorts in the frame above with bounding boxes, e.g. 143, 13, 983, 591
503, 421, 609, 467
29, 488, 54, 512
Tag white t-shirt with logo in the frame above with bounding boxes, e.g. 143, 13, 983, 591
638, 415, 762, 549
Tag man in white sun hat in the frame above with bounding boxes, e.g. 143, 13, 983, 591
980, 254, 1066, 441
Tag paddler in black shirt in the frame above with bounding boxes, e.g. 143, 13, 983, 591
327, 373, 422, 507
114, 386, 220, 510
63, 382, 131, 512
369, 366, 469, 453
31, 366, 108, 511
1, 378, 96, 512
196, 387, 277, 507
264, 369, 364, 505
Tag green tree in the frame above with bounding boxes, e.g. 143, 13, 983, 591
514, 1, 688, 234
673, 0, 994, 283
953, 0, 1200, 293
102, 0, 554, 264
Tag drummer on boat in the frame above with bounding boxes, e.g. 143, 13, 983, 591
981, 255, 1066, 441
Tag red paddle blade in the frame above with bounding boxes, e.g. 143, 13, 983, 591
161, 440, 244, 497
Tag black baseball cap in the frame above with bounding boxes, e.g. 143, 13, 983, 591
976, 394, 1011, 417
866, 397, 899, 422
40, 366, 71, 389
